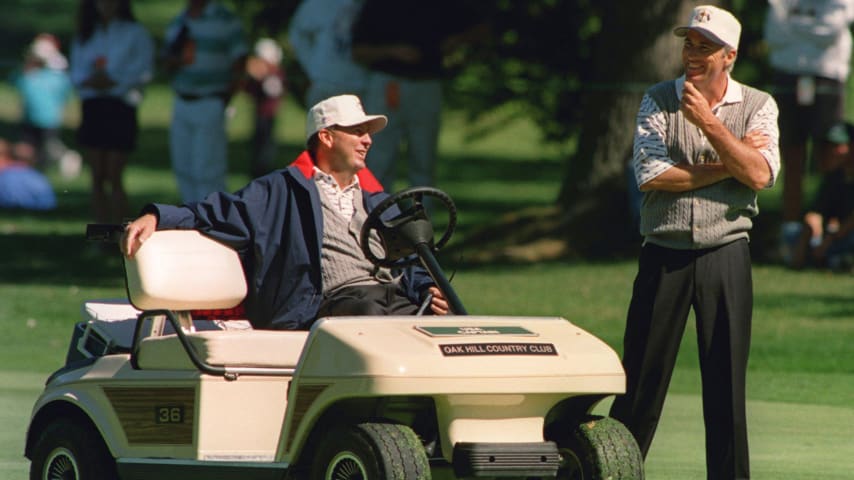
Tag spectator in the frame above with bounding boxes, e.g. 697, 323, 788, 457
288, 0, 368, 107
244, 38, 286, 178
789, 122, 854, 270
70, 0, 154, 224
609, 6, 779, 479
162, 0, 248, 203
121, 95, 449, 330
351, 0, 485, 190
0, 139, 56, 211
12, 34, 79, 178
764, 0, 854, 261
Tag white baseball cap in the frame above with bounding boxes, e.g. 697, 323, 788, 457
305, 95, 387, 141
673, 5, 741, 50
254, 37, 282, 65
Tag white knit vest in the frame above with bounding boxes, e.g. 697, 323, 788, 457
318, 188, 394, 293
640, 80, 772, 249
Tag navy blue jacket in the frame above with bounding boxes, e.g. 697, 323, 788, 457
146, 151, 434, 330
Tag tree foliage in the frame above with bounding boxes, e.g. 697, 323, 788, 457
234, 0, 774, 258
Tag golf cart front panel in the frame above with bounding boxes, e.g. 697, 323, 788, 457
280, 316, 625, 464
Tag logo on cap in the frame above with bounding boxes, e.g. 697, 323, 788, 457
695, 8, 711, 23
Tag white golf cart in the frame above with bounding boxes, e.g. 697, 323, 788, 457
24, 187, 643, 479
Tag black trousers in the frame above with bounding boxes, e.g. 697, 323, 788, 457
316, 283, 421, 318
610, 239, 752, 480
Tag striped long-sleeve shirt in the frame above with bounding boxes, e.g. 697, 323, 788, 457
164, 2, 248, 97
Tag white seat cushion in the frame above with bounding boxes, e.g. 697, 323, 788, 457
136, 330, 309, 370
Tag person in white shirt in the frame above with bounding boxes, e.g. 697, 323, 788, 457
288, 0, 368, 106
70, 0, 154, 224
764, 0, 854, 262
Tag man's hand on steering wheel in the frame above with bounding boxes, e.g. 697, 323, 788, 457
427, 286, 449, 315
362, 186, 465, 315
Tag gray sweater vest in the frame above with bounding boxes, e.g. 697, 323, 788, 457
640, 80, 771, 249
319, 188, 394, 294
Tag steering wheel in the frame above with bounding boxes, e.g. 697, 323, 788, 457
360, 186, 457, 268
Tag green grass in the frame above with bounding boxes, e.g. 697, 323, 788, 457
4, 374, 853, 480
1, 75, 853, 479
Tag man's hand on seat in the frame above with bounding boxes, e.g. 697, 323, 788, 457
428, 286, 449, 315
121, 213, 158, 258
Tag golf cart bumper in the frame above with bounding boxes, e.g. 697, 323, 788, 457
452, 441, 560, 477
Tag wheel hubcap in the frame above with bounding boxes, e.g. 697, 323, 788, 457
556, 447, 584, 480
327, 451, 367, 480
44, 447, 79, 480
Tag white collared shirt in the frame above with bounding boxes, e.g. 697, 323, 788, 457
313, 167, 360, 219
69, 20, 154, 104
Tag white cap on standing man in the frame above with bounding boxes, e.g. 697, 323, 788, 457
673, 5, 741, 50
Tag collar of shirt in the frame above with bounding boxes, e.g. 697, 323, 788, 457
313, 166, 361, 219
675, 74, 743, 111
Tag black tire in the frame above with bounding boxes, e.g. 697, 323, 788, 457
553, 416, 644, 480
29, 417, 117, 480
311, 422, 430, 480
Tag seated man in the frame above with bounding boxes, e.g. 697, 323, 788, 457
122, 94, 448, 330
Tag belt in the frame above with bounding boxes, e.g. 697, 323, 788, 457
176, 92, 227, 102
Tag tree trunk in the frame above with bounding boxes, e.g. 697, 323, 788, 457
558, 0, 725, 257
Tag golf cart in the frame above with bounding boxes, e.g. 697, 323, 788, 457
24, 187, 643, 479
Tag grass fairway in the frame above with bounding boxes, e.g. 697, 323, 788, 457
0, 372, 42, 480
4, 371, 852, 480
625, 392, 854, 479
4, 260, 853, 479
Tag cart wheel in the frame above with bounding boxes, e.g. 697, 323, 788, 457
553, 416, 644, 480
29, 417, 117, 480
311, 422, 430, 480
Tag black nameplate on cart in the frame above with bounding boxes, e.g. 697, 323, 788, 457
439, 343, 558, 356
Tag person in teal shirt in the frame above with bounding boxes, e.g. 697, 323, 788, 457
13, 34, 73, 171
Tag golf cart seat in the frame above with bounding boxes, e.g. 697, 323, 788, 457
135, 329, 308, 371
126, 230, 307, 376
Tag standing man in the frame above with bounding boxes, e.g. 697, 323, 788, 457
609, 6, 779, 480
244, 38, 286, 178
764, 0, 854, 263
350, 0, 485, 191
162, 0, 248, 203
288, 0, 368, 107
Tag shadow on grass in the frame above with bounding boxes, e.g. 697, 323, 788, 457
0, 232, 125, 287
755, 292, 854, 319
438, 151, 563, 184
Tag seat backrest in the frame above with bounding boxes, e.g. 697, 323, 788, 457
124, 230, 247, 311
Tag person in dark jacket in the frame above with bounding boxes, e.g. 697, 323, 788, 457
121, 94, 448, 330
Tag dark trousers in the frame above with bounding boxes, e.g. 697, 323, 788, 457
251, 114, 276, 178
317, 283, 420, 318
610, 239, 752, 480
